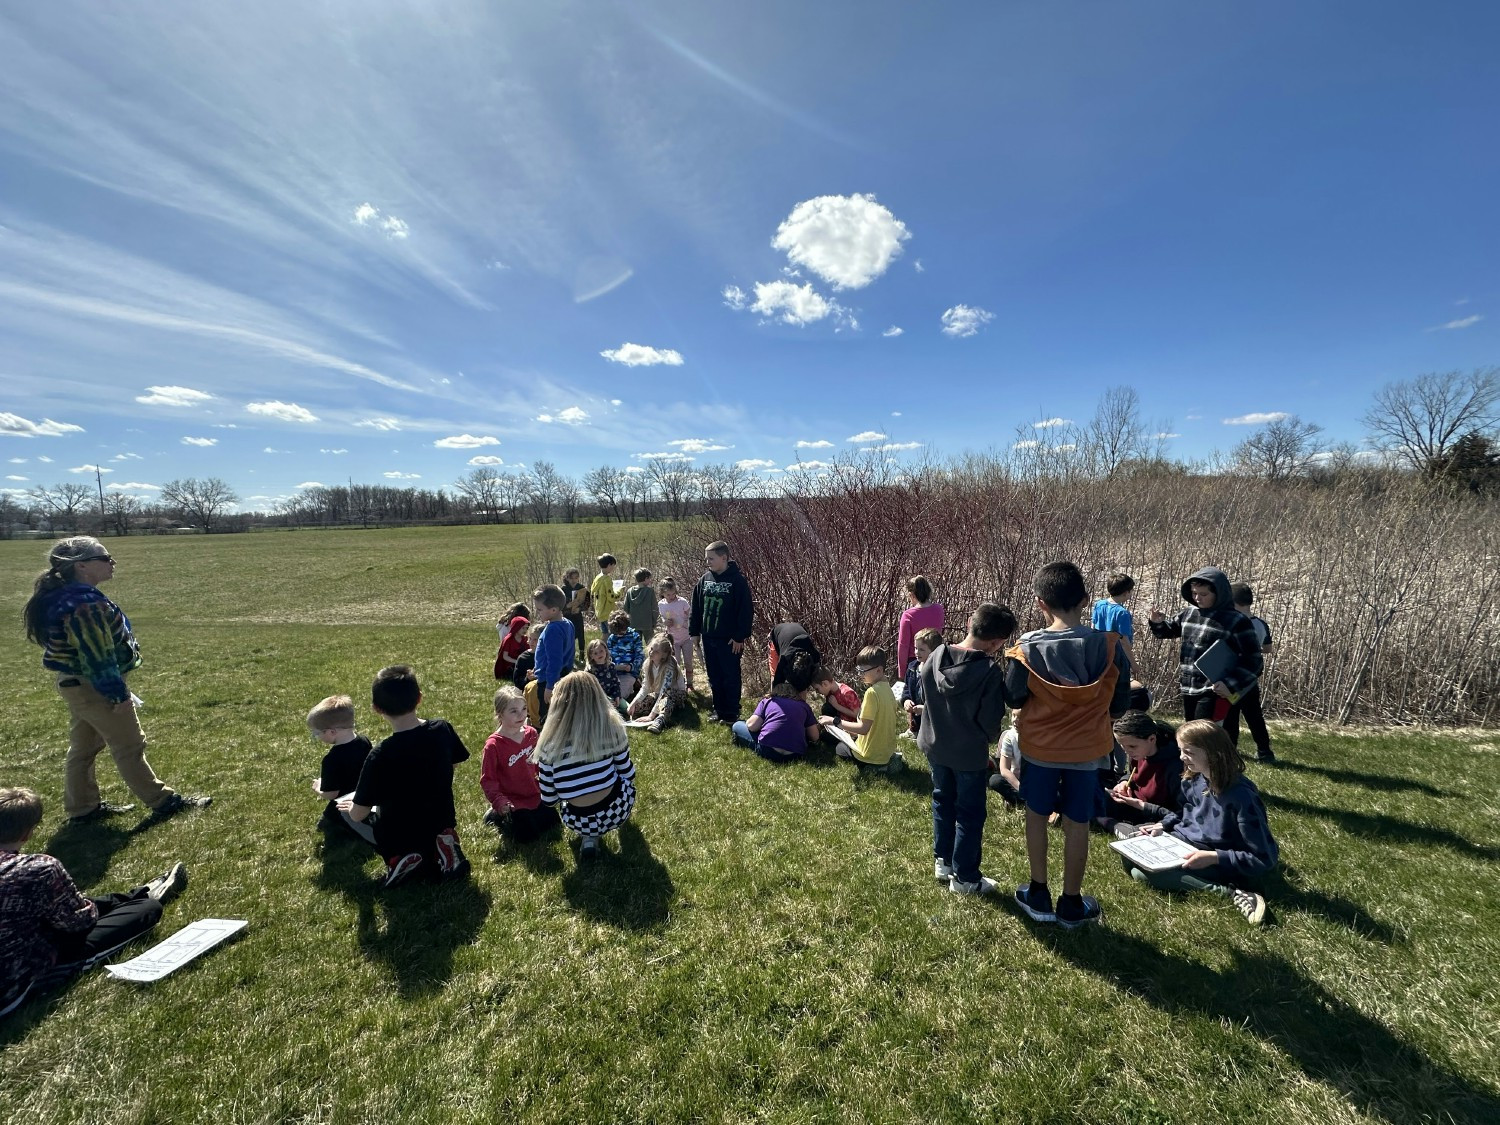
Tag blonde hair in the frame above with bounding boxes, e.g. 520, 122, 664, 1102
1177, 719, 1244, 796
641, 633, 681, 695
0, 787, 44, 842
532, 671, 627, 767
493, 684, 525, 714
306, 694, 356, 733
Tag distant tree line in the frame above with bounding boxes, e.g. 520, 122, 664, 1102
3, 368, 1494, 538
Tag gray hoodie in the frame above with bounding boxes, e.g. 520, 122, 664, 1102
917, 643, 1008, 771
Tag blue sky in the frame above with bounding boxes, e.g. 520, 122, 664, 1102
2, 1, 1496, 508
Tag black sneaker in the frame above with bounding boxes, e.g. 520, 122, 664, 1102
1255, 750, 1278, 764
579, 835, 603, 860
145, 863, 188, 904
67, 801, 136, 825
1056, 895, 1103, 930
482, 809, 504, 829
1015, 885, 1056, 923
1230, 888, 1267, 925
149, 793, 212, 820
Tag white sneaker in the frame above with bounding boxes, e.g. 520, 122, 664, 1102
934, 859, 954, 882
949, 875, 998, 896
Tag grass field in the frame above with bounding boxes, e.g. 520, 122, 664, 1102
1, 526, 1498, 1125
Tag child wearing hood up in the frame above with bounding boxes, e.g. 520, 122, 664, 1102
1147, 567, 1263, 726
918, 603, 1016, 896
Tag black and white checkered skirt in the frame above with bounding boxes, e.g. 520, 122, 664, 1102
559, 778, 636, 836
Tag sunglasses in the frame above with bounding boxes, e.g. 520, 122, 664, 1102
80, 554, 115, 564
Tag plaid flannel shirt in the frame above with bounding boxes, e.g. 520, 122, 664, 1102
1150, 607, 1263, 696
0, 852, 96, 1007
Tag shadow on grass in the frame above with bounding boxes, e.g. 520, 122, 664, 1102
1264, 793, 1500, 861
315, 835, 490, 999
1045, 928, 1500, 1125
1262, 864, 1404, 943
42, 822, 132, 892
850, 759, 933, 797
560, 821, 674, 930
1268, 759, 1452, 798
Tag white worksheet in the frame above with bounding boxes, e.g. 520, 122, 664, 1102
105, 918, 248, 983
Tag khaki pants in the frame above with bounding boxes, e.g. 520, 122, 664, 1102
57, 677, 173, 817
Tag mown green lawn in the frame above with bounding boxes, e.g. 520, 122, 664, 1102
1, 527, 1497, 1124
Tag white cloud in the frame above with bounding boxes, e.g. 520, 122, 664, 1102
1033, 417, 1072, 429
866, 441, 921, 452
914, 260, 925, 273
882, 326, 904, 337
383, 471, 421, 479
770, 194, 910, 289
600, 343, 685, 367
736, 459, 777, 470
381, 216, 409, 240
320, 448, 348, 455
609, 398, 623, 406
435, 434, 500, 449
262, 447, 283, 454
247, 400, 319, 423
668, 438, 730, 454
1428, 314, 1482, 331
1155, 432, 1181, 440
467, 455, 505, 466
1185, 414, 1203, 421
37, 455, 53, 463
796, 439, 834, 449
352, 203, 378, 225
847, 430, 887, 443
739, 280, 844, 326
623, 465, 645, 474
537, 407, 589, 425
135, 385, 214, 407
0, 412, 85, 438
5, 474, 26, 481
1056, 443, 1077, 453
7, 458, 24, 463
109, 452, 143, 462
722, 285, 747, 309
211, 423, 239, 429
1223, 412, 1290, 425
941, 305, 995, 338
69, 463, 112, 474
295, 481, 323, 489
116, 481, 160, 491
1013, 439, 1040, 449
891, 412, 902, 417
355, 417, 402, 432
784, 460, 830, 472
181, 436, 217, 447
353, 204, 410, 240
636, 451, 693, 462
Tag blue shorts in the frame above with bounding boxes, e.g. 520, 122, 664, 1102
1020, 763, 1098, 824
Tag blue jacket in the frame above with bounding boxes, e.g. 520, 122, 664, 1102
1161, 774, 1279, 879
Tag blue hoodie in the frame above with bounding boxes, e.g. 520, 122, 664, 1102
1160, 773, 1279, 880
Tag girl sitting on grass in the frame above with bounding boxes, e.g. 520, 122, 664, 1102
532, 671, 637, 860
1117, 719, 1279, 925
585, 639, 624, 711
731, 652, 822, 764
1096, 711, 1183, 832
627, 633, 685, 733
494, 603, 530, 681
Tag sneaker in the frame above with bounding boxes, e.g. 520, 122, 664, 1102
1056, 895, 1103, 930
1230, 888, 1267, 926
435, 832, 470, 880
67, 801, 136, 825
382, 852, 424, 888
949, 875, 998, 896
934, 859, 955, 882
1255, 750, 1278, 764
482, 808, 504, 828
145, 862, 188, 904
647, 717, 666, 734
1112, 822, 1144, 841
148, 793, 212, 820
884, 753, 906, 775
899, 730, 916, 741
1015, 885, 1056, 923
579, 835, 603, 860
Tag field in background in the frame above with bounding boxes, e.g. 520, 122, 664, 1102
1, 526, 1498, 1124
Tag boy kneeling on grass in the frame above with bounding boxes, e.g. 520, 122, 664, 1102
1, 787, 187, 1018
820, 646, 903, 775
340, 665, 471, 889
1005, 562, 1132, 929
307, 694, 374, 845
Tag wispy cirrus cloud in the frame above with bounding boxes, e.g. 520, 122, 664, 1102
356, 417, 402, 432
1427, 314, 1482, 331
0, 412, 84, 438
383, 471, 421, 479
1223, 412, 1289, 425
882, 326, 903, 337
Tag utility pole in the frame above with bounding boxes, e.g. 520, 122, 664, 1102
95, 464, 106, 528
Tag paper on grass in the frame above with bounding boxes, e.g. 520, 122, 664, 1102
1108, 833, 1197, 872
105, 918, 247, 983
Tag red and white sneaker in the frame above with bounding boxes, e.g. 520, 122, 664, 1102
435, 830, 470, 880
382, 852, 424, 888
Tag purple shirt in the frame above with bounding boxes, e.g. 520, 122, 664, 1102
897, 602, 946, 674
752, 696, 817, 756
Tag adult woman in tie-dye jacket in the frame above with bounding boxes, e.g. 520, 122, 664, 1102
22, 537, 207, 823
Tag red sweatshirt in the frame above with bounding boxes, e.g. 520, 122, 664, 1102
480, 726, 542, 812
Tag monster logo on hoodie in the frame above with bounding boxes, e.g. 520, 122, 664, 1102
689, 560, 754, 642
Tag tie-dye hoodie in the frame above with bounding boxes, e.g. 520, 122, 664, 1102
40, 583, 141, 704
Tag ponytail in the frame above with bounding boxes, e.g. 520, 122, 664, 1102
21, 536, 105, 645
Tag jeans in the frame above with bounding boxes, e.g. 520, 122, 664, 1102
701, 637, 743, 722
1224, 685, 1272, 756
930, 763, 989, 884
57, 677, 173, 817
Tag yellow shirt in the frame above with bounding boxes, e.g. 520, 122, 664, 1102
854, 680, 898, 766
590, 573, 616, 621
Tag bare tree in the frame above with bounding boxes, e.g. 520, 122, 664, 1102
160, 477, 239, 532
646, 456, 698, 522
496, 471, 526, 523
697, 463, 753, 518
31, 483, 98, 533
523, 460, 565, 524
1362, 367, 1499, 474
102, 491, 140, 536
582, 465, 627, 522
555, 475, 582, 523
453, 467, 505, 523
0, 492, 29, 538
1082, 385, 1152, 478
621, 467, 652, 522
1233, 415, 1326, 482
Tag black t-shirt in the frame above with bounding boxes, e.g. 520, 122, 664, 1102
319, 734, 373, 819
353, 719, 470, 856
770, 622, 820, 685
